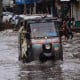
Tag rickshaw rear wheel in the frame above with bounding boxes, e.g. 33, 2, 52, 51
54, 52, 63, 61
59, 52, 63, 61
26, 47, 33, 62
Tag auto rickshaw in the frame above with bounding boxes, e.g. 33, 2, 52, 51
18, 15, 63, 63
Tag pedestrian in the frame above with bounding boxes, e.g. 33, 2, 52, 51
66, 19, 74, 39
61, 20, 69, 40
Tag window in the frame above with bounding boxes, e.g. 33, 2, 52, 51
30, 22, 58, 38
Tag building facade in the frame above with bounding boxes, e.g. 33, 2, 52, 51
2, 0, 80, 20
15, 0, 57, 16
56, 0, 80, 21
15, 0, 71, 18
71, 1, 80, 21
2, 0, 14, 12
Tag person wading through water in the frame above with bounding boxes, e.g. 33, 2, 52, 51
66, 19, 74, 39
61, 20, 69, 40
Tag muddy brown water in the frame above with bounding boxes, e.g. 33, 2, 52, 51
0, 30, 80, 80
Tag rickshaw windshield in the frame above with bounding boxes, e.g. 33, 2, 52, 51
30, 22, 58, 38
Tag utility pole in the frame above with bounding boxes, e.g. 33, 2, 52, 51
0, 0, 2, 29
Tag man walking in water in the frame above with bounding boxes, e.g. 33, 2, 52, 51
66, 18, 74, 39
61, 20, 69, 40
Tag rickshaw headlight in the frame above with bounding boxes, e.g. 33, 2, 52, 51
45, 44, 51, 49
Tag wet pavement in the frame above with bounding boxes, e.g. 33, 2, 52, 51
0, 30, 80, 80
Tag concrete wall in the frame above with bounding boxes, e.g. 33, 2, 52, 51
71, 3, 77, 20
76, 2, 80, 20
71, 2, 80, 21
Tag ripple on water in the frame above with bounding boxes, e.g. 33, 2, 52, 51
0, 30, 20, 80
0, 30, 80, 80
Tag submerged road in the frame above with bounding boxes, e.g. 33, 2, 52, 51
0, 30, 80, 80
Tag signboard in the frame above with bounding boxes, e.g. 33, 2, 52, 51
15, 0, 39, 4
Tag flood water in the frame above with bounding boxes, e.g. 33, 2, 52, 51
0, 30, 80, 80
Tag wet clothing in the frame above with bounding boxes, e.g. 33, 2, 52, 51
60, 21, 69, 40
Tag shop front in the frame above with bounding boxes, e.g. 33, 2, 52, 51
15, 0, 57, 17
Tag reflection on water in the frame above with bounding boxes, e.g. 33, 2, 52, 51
19, 61, 63, 80
0, 30, 20, 80
0, 30, 80, 80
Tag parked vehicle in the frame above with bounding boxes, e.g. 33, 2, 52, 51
18, 15, 63, 63
2, 12, 14, 23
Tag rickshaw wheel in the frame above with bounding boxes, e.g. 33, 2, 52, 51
59, 52, 63, 61
26, 47, 33, 62
54, 52, 63, 61
39, 53, 47, 63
